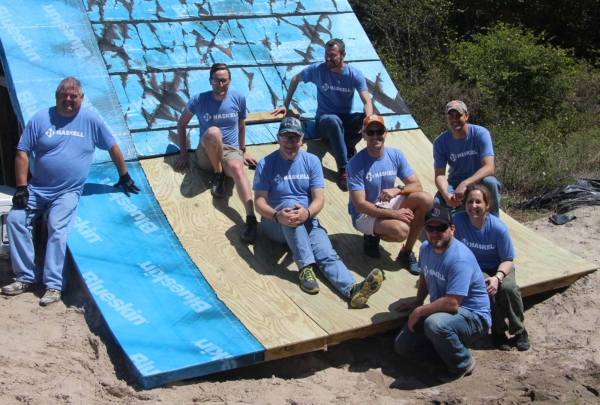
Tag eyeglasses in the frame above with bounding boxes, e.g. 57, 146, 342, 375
425, 224, 450, 233
58, 93, 81, 100
210, 78, 230, 85
365, 128, 386, 136
279, 135, 302, 143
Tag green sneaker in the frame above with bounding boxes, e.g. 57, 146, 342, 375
350, 268, 384, 308
298, 265, 319, 294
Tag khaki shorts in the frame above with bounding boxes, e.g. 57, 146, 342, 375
355, 195, 406, 236
195, 143, 243, 173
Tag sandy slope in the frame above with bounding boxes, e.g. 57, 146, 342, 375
1, 207, 599, 405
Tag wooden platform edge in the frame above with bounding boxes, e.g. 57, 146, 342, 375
520, 268, 597, 297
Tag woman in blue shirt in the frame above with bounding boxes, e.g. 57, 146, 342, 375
453, 184, 530, 351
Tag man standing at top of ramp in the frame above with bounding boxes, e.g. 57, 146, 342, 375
2, 77, 140, 307
433, 100, 501, 217
174, 63, 258, 243
346, 115, 432, 275
253, 117, 383, 308
271, 38, 373, 192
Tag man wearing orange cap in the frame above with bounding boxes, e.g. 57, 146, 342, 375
346, 115, 432, 275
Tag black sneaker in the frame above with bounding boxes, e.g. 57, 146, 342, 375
211, 172, 226, 198
397, 246, 420, 275
337, 169, 348, 192
240, 215, 257, 243
298, 265, 319, 294
363, 234, 381, 258
437, 359, 477, 383
350, 268, 384, 308
515, 329, 531, 351
492, 333, 511, 351
347, 146, 357, 160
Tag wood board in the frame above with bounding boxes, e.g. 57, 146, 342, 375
140, 128, 598, 360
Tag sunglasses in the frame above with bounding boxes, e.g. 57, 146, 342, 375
210, 78, 230, 85
280, 135, 302, 143
365, 128, 386, 136
425, 224, 450, 233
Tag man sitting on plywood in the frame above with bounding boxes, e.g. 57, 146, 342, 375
174, 63, 258, 243
253, 118, 383, 308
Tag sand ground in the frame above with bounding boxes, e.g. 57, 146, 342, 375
1, 206, 599, 405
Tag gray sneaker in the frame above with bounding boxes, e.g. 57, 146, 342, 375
2, 281, 38, 296
298, 265, 319, 294
39, 289, 62, 307
438, 359, 477, 383
350, 268, 384, 308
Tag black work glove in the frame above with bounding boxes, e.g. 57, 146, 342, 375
114, 172, 140, 197
12, 186, 29, 209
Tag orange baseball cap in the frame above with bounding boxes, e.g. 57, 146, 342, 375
363, 114, 386, 130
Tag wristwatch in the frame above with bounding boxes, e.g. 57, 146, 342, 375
397, 185, 405, 196
272, 211, 279, 223
495, 275, 503, 284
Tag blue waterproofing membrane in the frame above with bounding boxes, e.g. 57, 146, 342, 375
0, 0, 265, 388
85, 0, 352, 21
68, 162, 264, 389
0, 0, 135, 164
86, 1, 417, 158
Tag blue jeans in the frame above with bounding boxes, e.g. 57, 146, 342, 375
7, 190, 80, 291
316, 113, 365, 169
261, 199, 357, 297
394, 307, 487, 373
434, 175, 501, 217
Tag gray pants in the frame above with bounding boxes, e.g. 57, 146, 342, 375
482, 267, 525, 335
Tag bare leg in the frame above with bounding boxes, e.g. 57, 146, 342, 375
399, 191, 433, 252
201, 127, 224, 173
223, 159, 255, 216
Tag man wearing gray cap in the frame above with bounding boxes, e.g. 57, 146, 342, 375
253, 118, 383, 309
433, 100, 501, 217
395, 206, 491, 382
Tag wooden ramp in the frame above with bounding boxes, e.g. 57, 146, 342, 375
140, 128, 598, 361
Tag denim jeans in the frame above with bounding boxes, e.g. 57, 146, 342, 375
433, 175, 501, 217
394, 307, 487, 373
7, 190, 80, 291
261, 199, 357, 297
316, 113, 365, 169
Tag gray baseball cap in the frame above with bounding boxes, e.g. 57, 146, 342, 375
445, 100, 468, 115
277, 117, 303, 137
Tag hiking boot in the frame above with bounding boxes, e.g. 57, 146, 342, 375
347, 146, 357, 160
397, 246, 420, 275
363, 234, 381, 258
438, 359, 477, 383
240, 215, 257, 243
515, 329, 531, 351
299, 265, 319, 294
39, 289, 62, 307
211, 172, 226, 198
492, 333, 511, 351
350, 268, 384, 308
337, 169, 348, 192
2, 281, 39, 296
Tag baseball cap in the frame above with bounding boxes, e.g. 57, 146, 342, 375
424, 206, 454, 226
445, 100, 468, 115
363, 114, 386, 130
277, 117, 303, 137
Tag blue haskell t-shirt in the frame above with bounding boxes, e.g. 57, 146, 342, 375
253, 150, 324, 212
419, 238, 492, 328
346, 148, 415, 226
17, 107, 116, 201
301, 62, 368, 117
453, 211, 516, 270
433, 124, 494, 187
186, 90, 247, 148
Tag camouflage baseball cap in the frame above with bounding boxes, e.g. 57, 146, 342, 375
277, 117, 303, 137
445, 100, 468, 115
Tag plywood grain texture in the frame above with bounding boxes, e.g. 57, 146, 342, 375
141, 128, 597, 357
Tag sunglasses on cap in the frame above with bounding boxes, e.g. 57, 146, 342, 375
425, 224, 450, 233
364, 128, 386, 136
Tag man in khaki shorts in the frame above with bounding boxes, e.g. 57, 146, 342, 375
174, 63, 258, 243
346, 115, 432, 275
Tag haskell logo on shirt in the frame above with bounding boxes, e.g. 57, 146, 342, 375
44, 127, 84, 139
365, 170, 395, 182
423, 265, 446, 281
461, 238, 495, 250
274, 174, 309, 184
45, 128, 55, 138
322, 83, 329, 92
203, 113, 212, 122
450, 150, 478, 162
